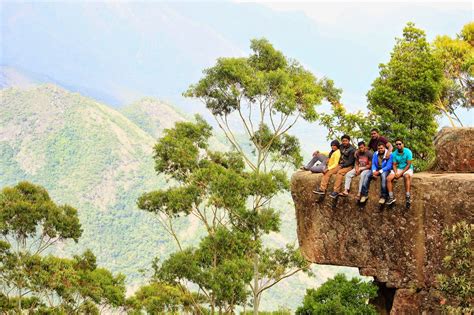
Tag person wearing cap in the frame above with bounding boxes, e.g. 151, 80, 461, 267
386, 138, 414, 207
302, 140, 341, 173
314, 135, 355, 196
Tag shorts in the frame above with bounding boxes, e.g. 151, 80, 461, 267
390, 168, 413, 177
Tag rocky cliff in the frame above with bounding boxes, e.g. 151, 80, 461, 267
291, 128, 474, 314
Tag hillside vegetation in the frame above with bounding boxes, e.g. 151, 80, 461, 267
0, 84, 355, 310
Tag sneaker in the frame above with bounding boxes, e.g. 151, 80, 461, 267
406, 196, 411, 208
386, 197, 396, 205
360, 195, 368, 203
329, 192, 338, 199
313, 189, 325, 195
355, 194, 361, 201
378, 197, 386, 204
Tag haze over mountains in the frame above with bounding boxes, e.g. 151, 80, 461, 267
1, 1, 471, 310
0, 84, 358, 310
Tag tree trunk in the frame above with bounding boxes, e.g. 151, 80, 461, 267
253, 250, 259, 315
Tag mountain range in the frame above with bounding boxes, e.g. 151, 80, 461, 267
0, 84, 358, 310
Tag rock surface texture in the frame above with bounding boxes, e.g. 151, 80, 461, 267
291, 128, 474, 314
433, 127, 474, 172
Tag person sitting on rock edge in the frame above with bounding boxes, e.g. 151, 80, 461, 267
368, 128, 393, 158
339, 141, 373, 200
313, 134, 355, 197
386, 138, 414, 207
302, 140, 341, 173
360, 142, 393, 204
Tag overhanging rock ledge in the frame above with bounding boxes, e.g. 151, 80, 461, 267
291, 128, 474, 314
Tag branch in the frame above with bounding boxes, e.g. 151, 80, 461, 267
257, 266, 305, 295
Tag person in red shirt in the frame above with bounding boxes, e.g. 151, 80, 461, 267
368, 128, 393, 157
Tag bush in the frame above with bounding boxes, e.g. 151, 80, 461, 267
296, 274, 378, 315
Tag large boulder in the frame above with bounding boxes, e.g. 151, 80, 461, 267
291, 170, 474, 314
432, 127, 474, 172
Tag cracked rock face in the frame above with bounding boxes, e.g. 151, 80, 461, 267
291, 128, 474, 314
433, 127, 474, 172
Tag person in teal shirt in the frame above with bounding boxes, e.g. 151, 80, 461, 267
386, 138, 413, 207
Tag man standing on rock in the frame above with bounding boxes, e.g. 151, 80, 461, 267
386, 139, 414, 207
368, 128, 393, 157
314, 135, 355, 197
360, 142, 393, 204
339, 141, 373, 200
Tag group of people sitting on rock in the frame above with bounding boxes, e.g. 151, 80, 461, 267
302, 129, 413, 208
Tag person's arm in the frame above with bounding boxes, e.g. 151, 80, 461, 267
386, 141, 393, 157
382, 155, 393, 172
372, 153, 379, 176
365, 152, 373, 171
327, 150, 341, 170
399, 150, 413, 176
354, 152, 360, 175
371, 154, 377, 172
345, 147, 356, 168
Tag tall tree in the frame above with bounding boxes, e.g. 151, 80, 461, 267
184, 38, 326, 314
138, 117, 255, 313
0, 182, 125, 313
367, 22, 443, 160
432, 22, 474, 126
138, 117, 309, 313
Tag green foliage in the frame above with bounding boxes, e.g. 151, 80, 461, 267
126, 281, 201, 314
0, 85, 321, 311
184, 38, 322, 313
153, 115, 213, 181
0, 182, 125, 313
240, 307, 291, 315
367, 22, 443, 160
296, 274, 378, 315
437, 221, 473, 314
432, 22, 474, 126
185, 38, 323, 122
0, 85, 175, 283
151, 228, 255, 313
0, 181, 82, 252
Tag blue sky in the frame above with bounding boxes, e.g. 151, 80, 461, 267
1, 1, 472, 151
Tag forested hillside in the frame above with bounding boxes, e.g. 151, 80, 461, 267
0, 85, 184, 281
0, 84, 357, 310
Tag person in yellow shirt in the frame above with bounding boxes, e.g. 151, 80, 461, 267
302, 140, 341, 173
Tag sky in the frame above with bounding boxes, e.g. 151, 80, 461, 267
1, 0, 472, 152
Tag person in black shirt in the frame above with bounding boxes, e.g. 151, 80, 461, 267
314, 134, 356, 198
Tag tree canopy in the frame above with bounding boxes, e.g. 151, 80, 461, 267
367, 22, 444, 160
296, 274, 378, 315
0, 182, 125, 313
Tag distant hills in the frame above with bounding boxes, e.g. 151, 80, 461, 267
0, 84, 185, 280
0, 84, 357, 310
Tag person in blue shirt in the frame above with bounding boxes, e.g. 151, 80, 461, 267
386, 138, 414, 207
360, 142, 393, 204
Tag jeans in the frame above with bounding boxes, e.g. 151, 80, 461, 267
361, 170, 390, 198
344, 169, 371, 193
304, 154, 328, 173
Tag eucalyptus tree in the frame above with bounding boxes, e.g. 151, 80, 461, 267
183, 38, 328, 314
0, 182, 125, 313
432, 22, 474, 126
